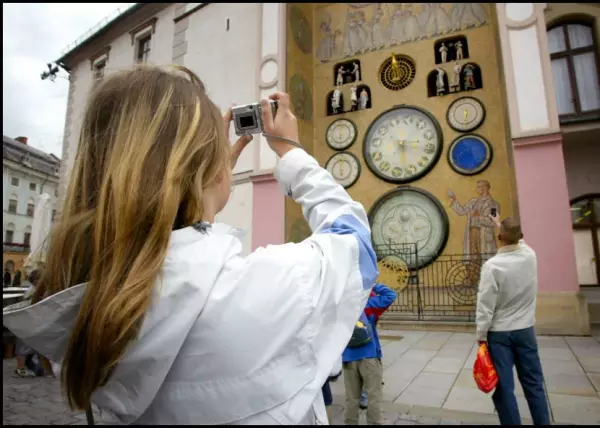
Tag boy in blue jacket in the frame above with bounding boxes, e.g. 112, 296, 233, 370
342, 283, 397, 425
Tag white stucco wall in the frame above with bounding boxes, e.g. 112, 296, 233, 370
3, 163, 59, 244
60, 5, 176, 204
184, 3, 261, 175
215, 181, 253, 255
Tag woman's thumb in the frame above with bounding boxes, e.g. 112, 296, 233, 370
260, 98, 275, 133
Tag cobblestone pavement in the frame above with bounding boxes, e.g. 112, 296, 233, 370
3, 359, 103, 426
2, 356, 476, 426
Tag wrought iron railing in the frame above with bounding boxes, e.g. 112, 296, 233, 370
374, 242, 495, 322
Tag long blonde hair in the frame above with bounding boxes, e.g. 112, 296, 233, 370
33, 65, 231, 410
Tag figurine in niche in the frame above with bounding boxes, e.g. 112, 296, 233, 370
352, 62, 361, 82
390, 54, 401, 82
436, 67, 446, 96
463, 64, 476, 90
331, 88, 342, 114
359, 88, 369, 110
439, 42, 448, 63
336, 66, 345, 86
349, 86, 358, 112
451, 62, 462, 92
455, 40, 464, 61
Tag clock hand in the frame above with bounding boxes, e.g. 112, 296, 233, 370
463, 108, 469, 123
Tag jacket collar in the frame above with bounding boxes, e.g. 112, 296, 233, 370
497, 243, 521, 254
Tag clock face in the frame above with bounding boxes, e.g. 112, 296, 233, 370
363, 106, 443, 184
325, 152, 361, 188
369, 187, 449, 269
448, 134, 493, 176
447, 96, 486, 133
326, 119, 358, 150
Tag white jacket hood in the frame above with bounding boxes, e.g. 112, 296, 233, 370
4, 149, 378, 425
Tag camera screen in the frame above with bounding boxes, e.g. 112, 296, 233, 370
239, 115, 255, 129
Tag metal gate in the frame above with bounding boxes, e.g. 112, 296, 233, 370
374, 243, 494, 322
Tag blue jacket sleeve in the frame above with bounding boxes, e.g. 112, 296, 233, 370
366, 283, 397, 309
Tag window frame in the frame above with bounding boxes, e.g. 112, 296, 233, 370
548, 19, 600, 123
26, 202, 35, 217
5, 229, 14, 244
8, 198, 18, 214
29, 182, 37, 191
136, 34, 152, 63
571, 193, 600, 287
10, 176, 19, 187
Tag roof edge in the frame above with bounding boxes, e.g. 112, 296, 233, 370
55, 3, 146, 67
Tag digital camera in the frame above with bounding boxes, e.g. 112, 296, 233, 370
232, 100, 278, 136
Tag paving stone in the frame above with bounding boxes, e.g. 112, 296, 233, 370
579, 357, 600, 373
588, 372, 600, 392
443, 387, 496, 414
570, 346, 600, 358
548, 393, 600, 425
423, 357, 464, 374
544, 373, 597, 397
538, 347, 576, 361
395, 386, 449, 407
541, 359, 585, 376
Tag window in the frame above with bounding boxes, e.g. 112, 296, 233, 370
29, 182, 37, 191
5, 224, 15, 244
136, 35, 151, 63
23, 226, 31, 247
548, 21, 600, 121
8, 196, 18, 214
26, 201, 35, 217
52, 210, 57, 221
93, 60, 106, 80
570, 194, 600, 286
10, 176, 19, 187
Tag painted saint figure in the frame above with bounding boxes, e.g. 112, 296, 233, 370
464, 64, 476, 90
356, 10, 372, 52
349, 86, 358, 111
439, 42, 448, 63
423, 3, 452, 36
344, 12, 363, 57
403, 4, 422, 42
359, 88, 369, 110
455, 40, 464, 61
370, 7, 385, 49
448, 180, 499, 280
336, 66, 345, 86
436, 67, 446, 96
388, 6, 404, 46
451, 62, 462, 92
450, 3, 487, 30
316, 15, 337, 63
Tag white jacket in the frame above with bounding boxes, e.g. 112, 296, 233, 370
3, 148, 378, 425
475, 239, 538, 342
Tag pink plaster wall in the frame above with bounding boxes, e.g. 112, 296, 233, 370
512, 136, 579, 292
251, 175, 285, 250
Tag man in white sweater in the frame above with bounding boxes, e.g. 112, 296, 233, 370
476, 216, 550, 426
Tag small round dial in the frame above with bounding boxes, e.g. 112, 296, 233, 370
363, 105, 443, 184
326, 119, 358, 150
369, 187, 449, 269
447, 134, 493, 176
447, 96, 486, 133
325, 152, 361, 189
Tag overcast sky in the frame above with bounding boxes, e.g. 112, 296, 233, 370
2, 3, 132, 158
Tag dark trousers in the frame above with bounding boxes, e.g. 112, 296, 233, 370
487, 327, 550, 425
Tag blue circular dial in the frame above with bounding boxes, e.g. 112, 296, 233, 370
448, 135, 492, 176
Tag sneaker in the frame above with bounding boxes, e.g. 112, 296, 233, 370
15, 368, 37, 378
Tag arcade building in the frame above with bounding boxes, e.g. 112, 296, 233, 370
54, 3, 600, 335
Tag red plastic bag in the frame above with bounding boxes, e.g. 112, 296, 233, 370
473, 342, 498, 394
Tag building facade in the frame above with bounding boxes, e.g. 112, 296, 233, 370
54, 3, 599, 334
3, 135, 60, 281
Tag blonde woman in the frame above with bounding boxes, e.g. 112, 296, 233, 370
3, 65, 378, 425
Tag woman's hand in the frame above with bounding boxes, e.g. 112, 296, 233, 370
260, 92, 300, 158
222, 105, 253, 169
